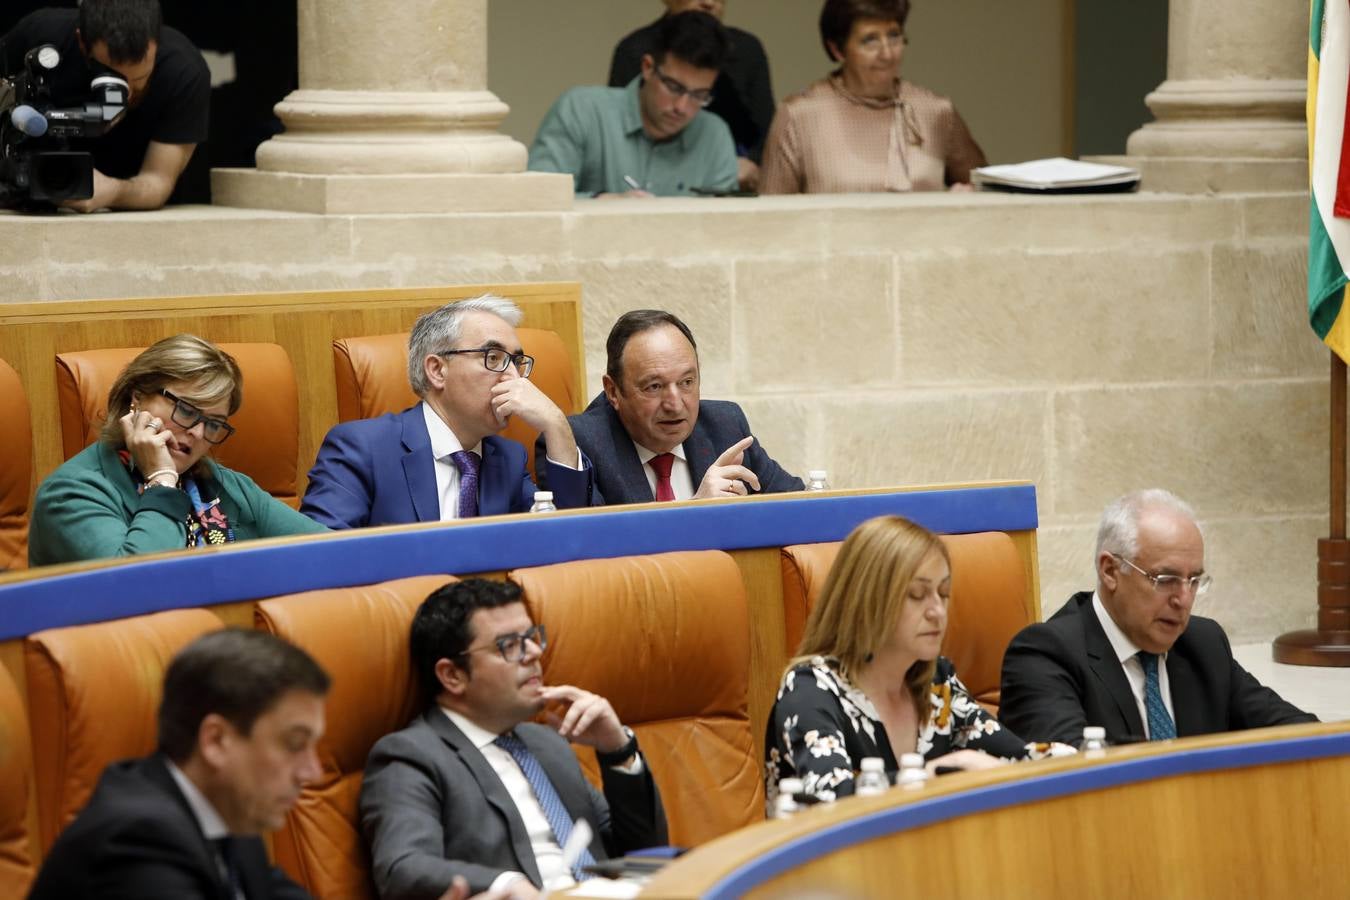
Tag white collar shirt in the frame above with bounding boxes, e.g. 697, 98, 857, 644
633, 441, 693, 501
440, 707, 575, 893
166, 760, 243, 900
1091, 591, 1175, 739
422, 402, 483, 521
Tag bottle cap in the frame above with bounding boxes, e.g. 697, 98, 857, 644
1083, 726, 1106, 740
808, 470, 828, 480
899, 752, 924, 769
860, 757, 884, 772
534, 491, 553, 501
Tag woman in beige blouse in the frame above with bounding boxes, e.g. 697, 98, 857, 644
760, 0, 985, 194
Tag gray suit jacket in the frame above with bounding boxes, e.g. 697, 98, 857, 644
540, 394, 804, 504
359, 708, 667, 899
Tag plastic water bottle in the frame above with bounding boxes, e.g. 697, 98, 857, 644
773, 777, 804, 818
1080, 726, 1109, 758
896, 752, 929, 791
805, 470, 830, 491
529, 491, 556, 513
855, 757, 889, 797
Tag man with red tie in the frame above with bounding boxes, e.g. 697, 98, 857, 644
541, 309, 803, 504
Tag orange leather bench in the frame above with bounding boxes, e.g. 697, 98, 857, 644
510, 550, 762, 847
254, 574, 455, 900
0, 358, 33, 571
23, 609, 223, 851
780, 532, 1030, 713
0, 662, 35, 897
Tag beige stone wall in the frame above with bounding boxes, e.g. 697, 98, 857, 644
488, 0, 1070, 164
0, 189, 1320, 643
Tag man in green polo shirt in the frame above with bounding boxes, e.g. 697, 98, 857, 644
527, 11, 738, 198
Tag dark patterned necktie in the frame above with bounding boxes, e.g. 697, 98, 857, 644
450, 449, 480, 518
494, 730, 597, 882
1138, 652, 1177, 740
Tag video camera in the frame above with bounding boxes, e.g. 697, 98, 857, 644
0, 43, 129, 209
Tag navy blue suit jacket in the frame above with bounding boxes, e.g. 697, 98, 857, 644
301, 405, 592, 529
999, 591, 1317, 746
539, 393, 803, 505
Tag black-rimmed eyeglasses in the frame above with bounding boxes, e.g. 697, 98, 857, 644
438, 347, 535, 378
160, 390, 235, 444
459, 624, 547, 663
653, 64, 715, 107
1113, 555, 1212, 596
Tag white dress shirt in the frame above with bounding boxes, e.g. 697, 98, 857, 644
1092, 592, 1176, 738
423, 403, 483, 521
633, 441, 694, 501
423, 402, 585, 520
166, 760, 244, 900
442, 708, 576, 893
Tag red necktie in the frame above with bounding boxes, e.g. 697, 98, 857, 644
649, 453, 676, 501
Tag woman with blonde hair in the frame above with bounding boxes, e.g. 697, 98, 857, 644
30, 334, 326, 566
765, 515, 1058, 804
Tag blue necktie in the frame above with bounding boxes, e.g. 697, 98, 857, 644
494, 731, 596, 882
451, 450, 480, 518
1138, 652, 1177, 740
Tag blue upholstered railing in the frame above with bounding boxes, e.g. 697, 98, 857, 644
0, 483, 1037, 641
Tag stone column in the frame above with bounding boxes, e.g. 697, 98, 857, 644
1115, 0, 1306, 192
212, 0, 571, 214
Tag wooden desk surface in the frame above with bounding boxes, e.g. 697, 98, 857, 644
637, 720, 1350, 899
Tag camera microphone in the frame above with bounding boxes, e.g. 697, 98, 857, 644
9, 104, 47, 137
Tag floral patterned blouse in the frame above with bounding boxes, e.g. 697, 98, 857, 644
765, 655, 1049, 806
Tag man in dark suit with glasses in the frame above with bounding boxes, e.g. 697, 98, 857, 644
1000, 489, 1316, 746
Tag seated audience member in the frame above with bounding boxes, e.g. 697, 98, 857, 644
360, 579, 668, 899
539, 309, 802, 504
28, 629, 328, 899
1000, 490, 1318, 746
759, 0, 985, 195
302, 296, 593, 528
29, 334, 326, 566
766, 515, 1064, 806
1, 0, 209, 211
609, 1, 774, 190
528, 11, 737, 197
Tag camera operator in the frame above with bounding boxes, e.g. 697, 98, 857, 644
2, 0, 208, 211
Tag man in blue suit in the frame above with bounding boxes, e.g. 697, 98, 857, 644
540, 309, 801, 504
302, 295, 593, 528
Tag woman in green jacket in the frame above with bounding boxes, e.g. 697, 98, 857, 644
29, 334, 327, 567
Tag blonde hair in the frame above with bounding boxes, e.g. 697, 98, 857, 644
99, 334, 243, 465
792, 515, 949, 721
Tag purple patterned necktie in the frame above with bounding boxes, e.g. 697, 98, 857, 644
450, 449, 480, 518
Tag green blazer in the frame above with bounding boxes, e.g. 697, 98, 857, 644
29, 442, 327, 567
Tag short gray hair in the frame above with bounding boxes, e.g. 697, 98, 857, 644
407, 294, 523, 397
1096, 489, 1201, 560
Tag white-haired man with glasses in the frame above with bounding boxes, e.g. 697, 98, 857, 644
999, 489, 1316, 746
360, 579, 666, 900
527, 11, 738, 197
301, 296, 593, 529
